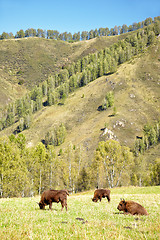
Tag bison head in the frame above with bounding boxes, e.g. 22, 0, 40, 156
92, 198, 98, 202
39, 201, 45, 209
117, 200, 126, 211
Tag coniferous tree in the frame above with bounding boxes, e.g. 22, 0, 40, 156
55, 123, 66, 146
81, 31, 88, 40
80, 70, 88, 86
58, 69, 69, 83
94, 28, 99, 38
37, 29, 45, 38
19, 118, 24, 132
87, 69, 92, 83
75, 60, 81, 73
113, 25, 118, 35
69, 74, 78, 92
121, 24, 128, 34
89, 30, 94, 39
45, 130, 56, 146
154, 20, 160, 35
0, 32, 11, 39
151, 158, 160, 185
144, 17, 153, 26
119, 49, 126, 64
103, 58, 109, 75
16, 99, 24, 118
147, 31, 155, 45
24, 114, 32, 129
47, 89, 53, 106
42, 81, 48, 96
16, 29, 25, 38
97, 59, 104, 77
110, 57, 117, 73
106, 91, 114, 107
68, 63, 75, 77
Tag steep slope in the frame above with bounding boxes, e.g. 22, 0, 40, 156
0, 33, 133, 109
1, 39, 160, 161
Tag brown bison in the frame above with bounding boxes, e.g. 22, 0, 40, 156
92, 188, 111, 202
38, 189, 69, 211
117, 199, 148, 215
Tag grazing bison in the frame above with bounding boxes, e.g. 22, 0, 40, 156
38, 189, 69, 211
92, 188, 111, 202
117, 199, 148, 215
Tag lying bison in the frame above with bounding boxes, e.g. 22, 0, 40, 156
117, 199, 148, 215
92, 188, 111, 202
38, 189, 69, 211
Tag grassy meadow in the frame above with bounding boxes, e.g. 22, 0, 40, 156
0, 186, 160, 240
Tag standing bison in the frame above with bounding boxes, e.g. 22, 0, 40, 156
92, 188, 111, 202
117, 199, 148, 215
38, 189, 69, 211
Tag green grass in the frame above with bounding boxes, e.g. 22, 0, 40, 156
0, 186, 160, 239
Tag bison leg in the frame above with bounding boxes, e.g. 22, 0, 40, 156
107, 195, 111, 202
61, 199, 67, 211
49, 202, 53, 210
65, 200, 68, 211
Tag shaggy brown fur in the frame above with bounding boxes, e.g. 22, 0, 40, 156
39, 189, 69, 211
92, 189, 111, 202
117, 200, 148, 215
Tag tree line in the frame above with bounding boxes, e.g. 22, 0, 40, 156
0, 131, 159, 198
1, 20, 160, 133
1, 17, 159, 41
134, 121, 160, 156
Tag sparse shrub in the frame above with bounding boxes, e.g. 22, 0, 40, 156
112, 106, 117, 116
99, 91, 114, 111
44, 123, 66, 146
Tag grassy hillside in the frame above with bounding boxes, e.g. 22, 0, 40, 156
0, 186, 159, 240
1, 38, 160, 163
0, 34, 129, 108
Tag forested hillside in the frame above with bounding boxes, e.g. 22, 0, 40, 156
0, 18, 160, 197
0, 32, 137, 109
